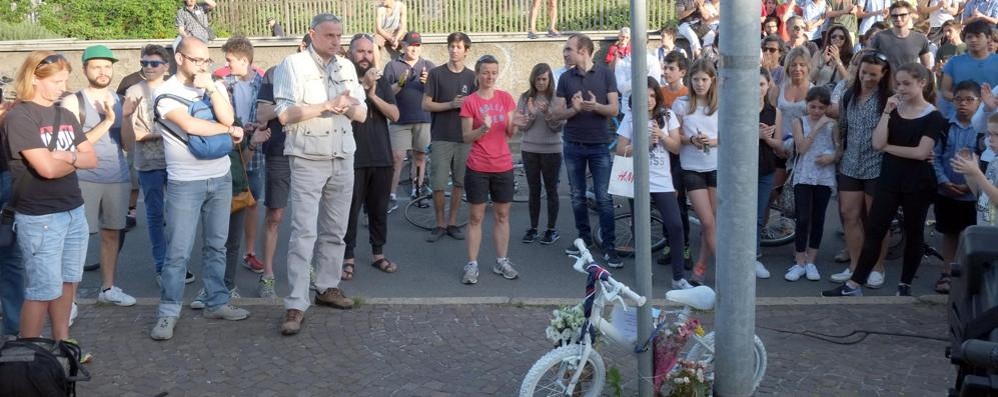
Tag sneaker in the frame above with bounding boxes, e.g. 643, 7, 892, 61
315, 288, 354, 309
896, 284, 912, 297
671, 278, 695, 290
784, 264, 806, 281
564, 239, 593, 255
387, 198, 399, 214
821, 283, 863, 297
755, 261, 771, 279
830, 268, 853, 283
539, 229, 560, 245
866, 271, 885, 289
605, 251, 623, 268
69, 302, 78, 327
805, 263, 820, 281
462, 263, 479, 285
446, 225, 465, 240
657, 245, 672, 265
522, 228, 539, 244
190, 288, 207, 309
682, 245, 693, 270
281, 309, 305, 336
493, 258, 519, 280
97, 286, 136, 307
834, 248, 850, 263
185, 271, 196, 284
203, 304, 250, 321
426, 227, 447, 242
150, 316, 178, 341
258, 276, 276, 298
242, 253, 265, 274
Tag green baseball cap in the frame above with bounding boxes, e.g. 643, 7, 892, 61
82, 45, 118, 63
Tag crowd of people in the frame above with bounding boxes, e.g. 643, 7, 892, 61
0, 0, 996, 349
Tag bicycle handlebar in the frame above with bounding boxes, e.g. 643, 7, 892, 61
571, 238, 647, 307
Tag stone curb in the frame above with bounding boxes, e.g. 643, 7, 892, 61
76, 294, 948, 307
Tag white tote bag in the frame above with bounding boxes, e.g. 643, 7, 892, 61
607, 155, 635, 198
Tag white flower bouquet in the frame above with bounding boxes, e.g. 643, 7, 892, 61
544, 304, 586, 346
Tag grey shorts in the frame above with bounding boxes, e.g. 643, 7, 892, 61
79, 181, 131, 232
265, 155, 291, 209
390, 123, 431, 152
430, 141, 471, 191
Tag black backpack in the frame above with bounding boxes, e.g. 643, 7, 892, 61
0, 338, 91, 397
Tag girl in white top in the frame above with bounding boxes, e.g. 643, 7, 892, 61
673, 59, 719, 284
615, 77, 693, 290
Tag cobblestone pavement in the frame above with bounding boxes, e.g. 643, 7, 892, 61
66, 300, 953, 396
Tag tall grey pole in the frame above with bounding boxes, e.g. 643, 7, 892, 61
715, 0, 761, 394
628, 1, 653, 396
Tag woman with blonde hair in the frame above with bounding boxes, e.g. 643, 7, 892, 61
2, 51, 97, 340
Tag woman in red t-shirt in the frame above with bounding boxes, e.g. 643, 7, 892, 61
458, 55, 529, 284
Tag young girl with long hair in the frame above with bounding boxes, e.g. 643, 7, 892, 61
517, 63, 565, 245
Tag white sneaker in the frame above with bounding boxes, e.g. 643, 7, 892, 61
671, 279, 695, 290
866, 271, 885, 289
805, 263, 820, 281
830, 268, 852, 282
69, 302, 78, 327
784, 264, 806, 281
190, 288, 207, 309
97, 286, 136, 307
755, 260, 771, 279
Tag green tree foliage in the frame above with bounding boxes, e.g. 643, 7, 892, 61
37, 0, 181, 39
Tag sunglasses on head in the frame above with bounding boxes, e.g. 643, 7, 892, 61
140, 60, 166, 68
36, 53, 66, 70
863, 51, 890, 64
476, 54, 498, 64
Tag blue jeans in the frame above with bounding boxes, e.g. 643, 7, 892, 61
138, 169, 167, 273
757, 172, 775, 255
15, 206, 87, 301
0, 170, 24, 335
159, 174, 232, 318
563, 142, 615, 251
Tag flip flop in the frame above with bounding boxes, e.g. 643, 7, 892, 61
372, 258, 398, 273
341, 262, 355, 281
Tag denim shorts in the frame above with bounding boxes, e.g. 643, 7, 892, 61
15, 205, 88, 301
247, 167, 265, 203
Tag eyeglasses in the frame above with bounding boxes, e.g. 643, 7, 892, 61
140, 60, 166, 68
35, 53, 65, 70
954, 96, 980, 103
890, 13, 909, 19
793, 25, 805, 30
178, 52, 213, 66
762, 47, 780, 53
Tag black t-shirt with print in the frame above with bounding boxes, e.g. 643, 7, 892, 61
352, 77, 396, 168
2, 102, 86, 215
878, 108, 947, 193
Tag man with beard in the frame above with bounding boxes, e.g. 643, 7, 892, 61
60, 45, 136, 307
342, 34, 400, 280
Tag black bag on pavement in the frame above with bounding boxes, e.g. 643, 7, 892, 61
0, 337, 91, 397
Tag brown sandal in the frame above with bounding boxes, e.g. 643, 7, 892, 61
341, 262, 355, 280
372, 258, 398, 273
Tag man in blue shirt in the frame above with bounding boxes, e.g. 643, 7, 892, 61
384, 31, 435, 208
552, 33, 622, 267
962, 0, 998, 24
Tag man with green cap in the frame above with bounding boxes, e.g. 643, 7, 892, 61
60, 44, 136, 307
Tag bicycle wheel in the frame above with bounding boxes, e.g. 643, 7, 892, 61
520, 344, 606, 397
595, 213, 667, 257
403, 193, 469, 230
683, 331, 768, 392
760, 205, 796, 247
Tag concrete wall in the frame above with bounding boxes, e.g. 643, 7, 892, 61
0, 32, 662, 98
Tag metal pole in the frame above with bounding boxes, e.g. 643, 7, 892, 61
629, 1, 653, 396
715, 0, 761, 394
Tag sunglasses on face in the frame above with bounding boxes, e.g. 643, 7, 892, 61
830, 34, 845, 40
793, 25, 805, 30
890, 13, 909, 19
140, 60, 166, 68
762, 47, 780, 53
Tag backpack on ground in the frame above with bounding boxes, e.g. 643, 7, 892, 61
0, 337, 91, 397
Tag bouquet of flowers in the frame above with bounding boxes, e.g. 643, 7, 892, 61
545, 304, 586, 346
665, 359, 711, 397
652, 313, 705, 391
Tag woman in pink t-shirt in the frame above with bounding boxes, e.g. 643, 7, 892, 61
457, 55, 530, 284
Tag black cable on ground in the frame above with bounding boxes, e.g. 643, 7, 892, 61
757, 325, 948, 345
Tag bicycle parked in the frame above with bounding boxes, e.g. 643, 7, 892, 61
519, 239, 767, 396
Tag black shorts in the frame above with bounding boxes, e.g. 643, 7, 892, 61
837, 173, 877, 195
264, 155, 291, 209
464, 168, 514, 204
682, 170, 717, 191
934, 195, 976, 235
